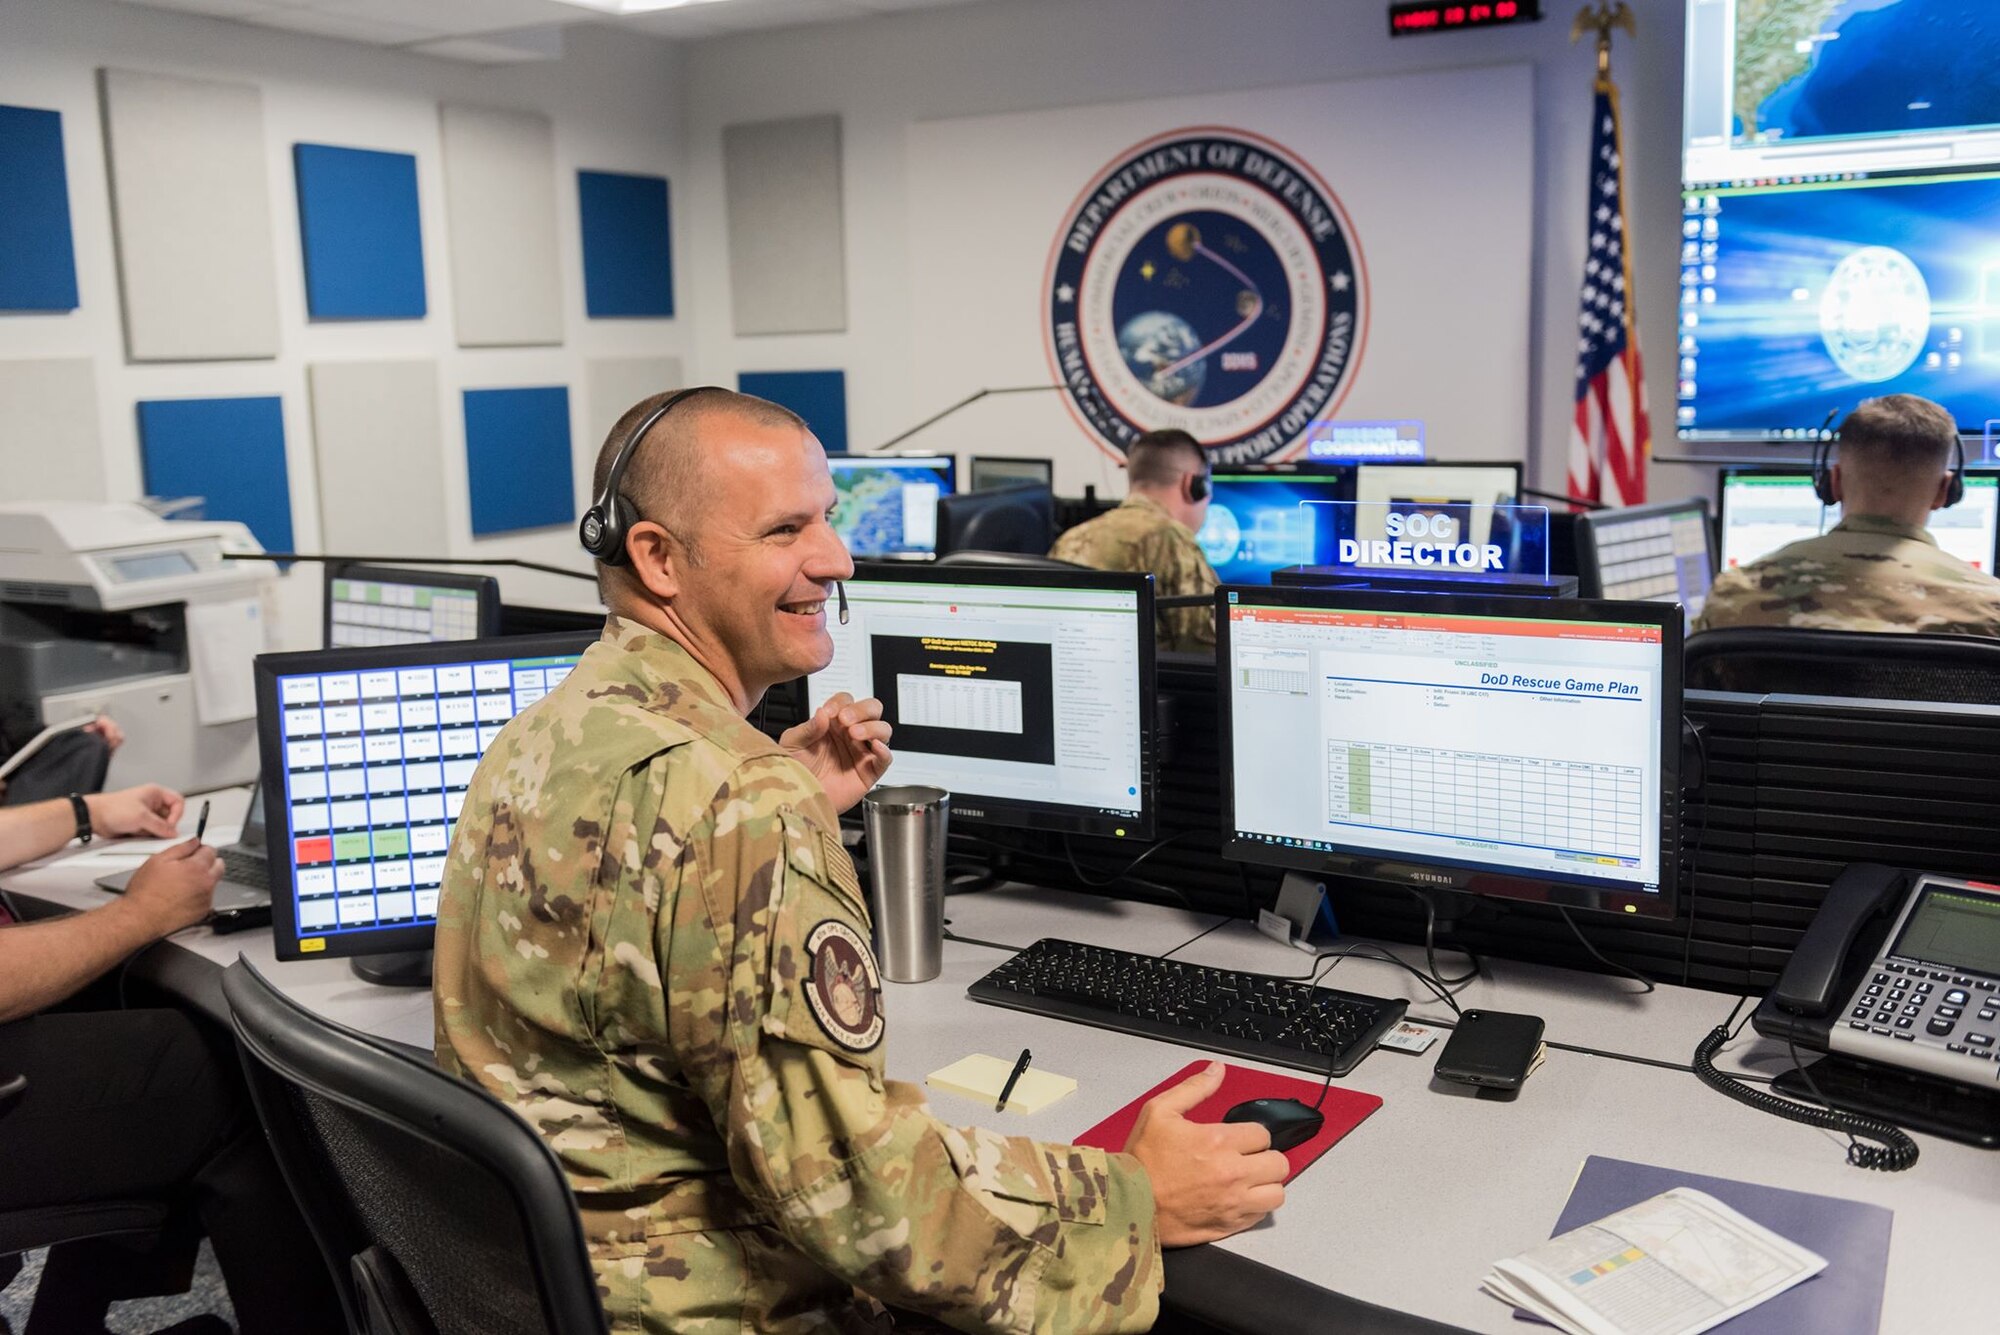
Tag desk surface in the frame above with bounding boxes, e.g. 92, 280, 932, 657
7, 792, 1995, 1333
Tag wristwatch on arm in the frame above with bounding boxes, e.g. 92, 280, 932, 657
67, 792, 93, 845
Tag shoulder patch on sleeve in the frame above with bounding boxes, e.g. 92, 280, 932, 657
818, 826, 863, 904
802, 920, 884, 1051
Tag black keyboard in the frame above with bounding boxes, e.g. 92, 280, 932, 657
218, 847, 271, 892
967, 938, 1408, 1077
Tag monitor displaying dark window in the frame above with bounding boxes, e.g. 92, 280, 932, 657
969, 456, 1054, 492
324, 564, 501, 649
255, 632, 597, 964
1219, 585, 1681, 919
809, 564, 1155, 838
1576, 497, 1716, 626
827, 455, 956, 559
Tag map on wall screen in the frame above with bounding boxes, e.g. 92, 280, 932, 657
1731, 1, 2000, 146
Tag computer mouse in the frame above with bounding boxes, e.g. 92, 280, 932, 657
1221, 1097, 1324, 1152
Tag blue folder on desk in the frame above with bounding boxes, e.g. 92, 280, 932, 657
1533, 1156, 1892, 1334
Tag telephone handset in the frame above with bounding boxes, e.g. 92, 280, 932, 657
1768, 862, 1912, 1016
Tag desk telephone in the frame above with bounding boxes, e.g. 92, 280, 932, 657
1729, 862, 2000, 1158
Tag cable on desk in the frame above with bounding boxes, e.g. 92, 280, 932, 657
1692, 1015, 1919, 1172
1157, 915, 1231, 961
1398, 886, 1482, 990
940, 830, 1198, 911
941, 926, 1032, 955
1060, 830, 1206, 907
1556, 905, 1655, 994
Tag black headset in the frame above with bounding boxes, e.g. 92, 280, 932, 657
578, 386, 717, 566
578, 385, 850, 623
1812, 413, 1965, 509
1188, 467, 1211, 503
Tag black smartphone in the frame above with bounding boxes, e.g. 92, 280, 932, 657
1433, 1009, 1545, 1090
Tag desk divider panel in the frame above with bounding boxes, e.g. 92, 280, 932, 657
760, 664, 2000, 995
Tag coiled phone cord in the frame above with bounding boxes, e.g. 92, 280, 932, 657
1692, 1018, 1919, 1172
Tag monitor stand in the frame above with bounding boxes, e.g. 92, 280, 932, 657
350, 951, 433, 988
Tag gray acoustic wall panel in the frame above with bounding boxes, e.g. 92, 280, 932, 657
307, 360, 446, 553
98, 69, 280, 362
585, 356, 683, 455
439, 104, 563, 347
0, 358, 104, 503
722, 115, 846, 336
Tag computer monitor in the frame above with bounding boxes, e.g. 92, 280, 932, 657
935, 484, 1055, 556
1718, 468, 2000, 573
324, 564, 501, 649
969, 456, 1054, 492
1575, 497, 1716, 626
1350, 463, 1523, 548
1195, 469, 1350, 583
254, 631, 597, 976
809, 564, 1155, 838
1219, 585, 1682, 919
827, 455, 956, 559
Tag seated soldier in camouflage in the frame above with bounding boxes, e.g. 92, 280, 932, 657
1050, 429, 1220, 653
434, 389, 1287, 1334
1697, 393, 2000, 637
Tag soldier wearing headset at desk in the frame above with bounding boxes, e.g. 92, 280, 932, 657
433, 387, 1286, 1334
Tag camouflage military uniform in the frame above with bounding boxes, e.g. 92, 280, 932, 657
1695, 513, 2000, 636
434, 617, 1162, 1334
1049, 494, 1219, 652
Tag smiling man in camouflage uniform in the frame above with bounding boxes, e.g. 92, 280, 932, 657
1697, 394, 2000, 636
433, 389, 1287, 1334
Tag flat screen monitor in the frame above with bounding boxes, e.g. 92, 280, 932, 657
1195, 469, 1349, 583
827, 455, 956, 559
969, 456, 1054, 492
254, 632, 597, 964
1718, 468, 2000, 573
935, 484, 1055, 556
1679, 2, 2000, 440
324, 564, 501, 648
809, 564, 1155, 838
1219, 585, 1681, 919
1575, 497, 1716, 626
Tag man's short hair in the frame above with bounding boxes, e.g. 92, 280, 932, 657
590, 388, 807, 595
1124, 429, 1209, 490
1837, 394, 1959, 482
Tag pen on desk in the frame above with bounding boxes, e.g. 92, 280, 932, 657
996, 1047, 1032, 1113
194, 799, 210, 845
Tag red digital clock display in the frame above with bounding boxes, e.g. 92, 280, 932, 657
1388, 0, 1543, 36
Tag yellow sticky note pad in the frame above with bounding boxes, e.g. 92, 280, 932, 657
926, 1054, 1078, 1114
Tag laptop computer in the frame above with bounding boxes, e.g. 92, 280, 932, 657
95, 780, 273, 913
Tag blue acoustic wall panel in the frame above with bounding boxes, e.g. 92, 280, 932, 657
738, 370, 847, 455
578, 170, 674, 318
293, 144, 426, 320
0, 105, 80, 311
463, 386, 574, 536
137, 396, 294, 554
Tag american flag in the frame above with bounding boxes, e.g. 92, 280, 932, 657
1568, 80, 1649, 507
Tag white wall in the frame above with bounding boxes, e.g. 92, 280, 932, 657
0, 0, 689, 641
679, 0, 1691, 502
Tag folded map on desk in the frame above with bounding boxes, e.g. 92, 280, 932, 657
1072, 1061, 1381, 1181
1519, 1156, 1892, 1334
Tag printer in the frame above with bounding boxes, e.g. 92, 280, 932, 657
0, 503, 275, 795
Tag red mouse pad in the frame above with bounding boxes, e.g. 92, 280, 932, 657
1074, 1061, 1382, 1182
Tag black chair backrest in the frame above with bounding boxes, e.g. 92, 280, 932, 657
1685, 627, 2000, 704
221, 960, 604, 1335
932, 550, 1085, 570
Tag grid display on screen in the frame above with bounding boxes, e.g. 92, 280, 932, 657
328, 578, 484, 647
273, 652, 578, 940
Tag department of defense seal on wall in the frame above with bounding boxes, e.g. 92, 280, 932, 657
1045, 127, 1368, 467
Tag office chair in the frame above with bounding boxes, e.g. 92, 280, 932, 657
932, 550, 1086, 570
220, 960, 605, 1335
1685, 627, 2000, 704
1158, 1246, 1476, 1335
0, 1073, 196, 1334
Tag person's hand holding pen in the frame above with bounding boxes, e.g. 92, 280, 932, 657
121, 799, 221, 936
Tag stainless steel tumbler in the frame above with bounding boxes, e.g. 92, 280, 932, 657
860, 785, 950, 983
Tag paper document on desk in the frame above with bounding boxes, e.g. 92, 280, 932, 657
1481, 1187, 1826, 1335
186, 597, 265, 724
0, 715, 97, 781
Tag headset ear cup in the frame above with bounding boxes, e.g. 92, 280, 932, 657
1812, 439, 1837, 507
1190, 471, 1210, 503
602, 493, 639, 567
1946, 437, 1967, 507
